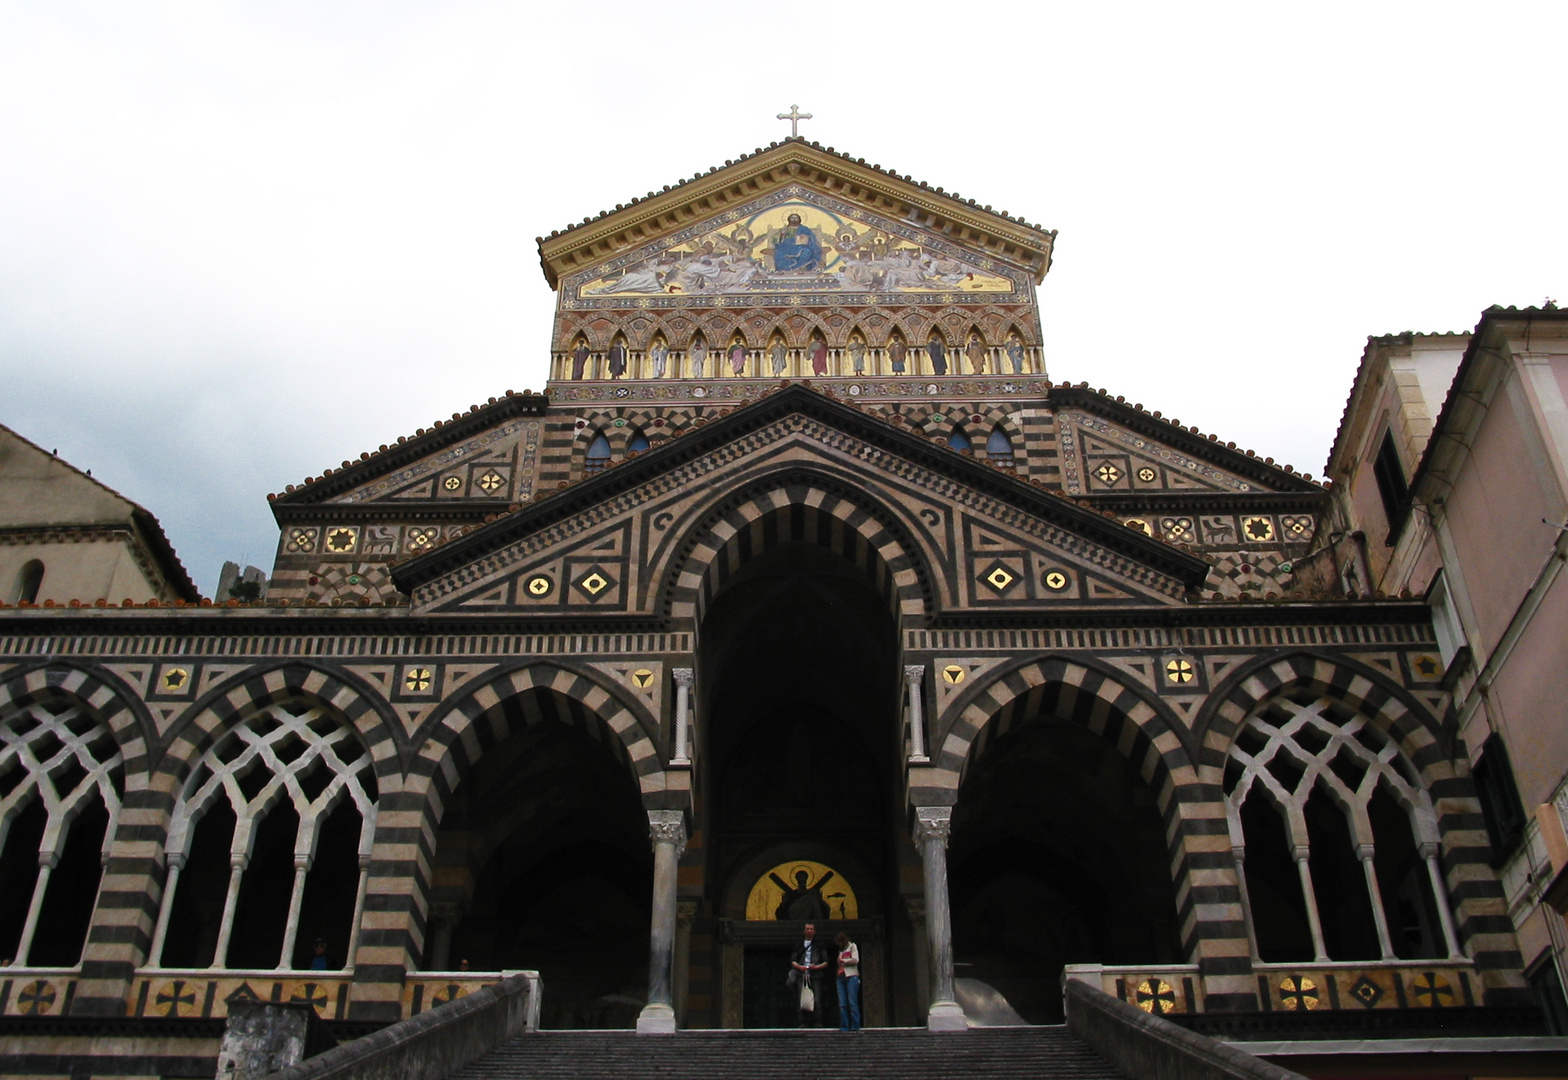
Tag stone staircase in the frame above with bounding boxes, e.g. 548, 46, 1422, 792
452, 1027, 1126, 1079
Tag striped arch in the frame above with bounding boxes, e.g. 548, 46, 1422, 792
931, 655, 1258, 1008
1197, 651, 1450, 784
1198, 650, 1524, 1000
410, 661, 665, 809
0, 661, 153, 773
336, 661, 670, 1021
662, 471, 933, 625
161, 663, 399, 788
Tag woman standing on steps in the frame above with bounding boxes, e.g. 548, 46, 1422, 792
835, 932, 861, 1031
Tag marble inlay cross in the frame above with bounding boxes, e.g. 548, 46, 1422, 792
776, 104, 813, 137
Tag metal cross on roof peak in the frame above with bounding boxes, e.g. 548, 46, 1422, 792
777, 105, 812, 138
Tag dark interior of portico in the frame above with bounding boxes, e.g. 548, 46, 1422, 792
696, 535, 907, 1027
949, 708, 1181, 1023
432, 689, 652, 1029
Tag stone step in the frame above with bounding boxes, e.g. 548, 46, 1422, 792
453, 1026, 1126, 1080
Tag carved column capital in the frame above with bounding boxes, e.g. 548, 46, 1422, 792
672, 668, 695, 689
648, 810, 688, 861
677, 900, 699, 927
912, 806, 953, 847
903, 664, 925, 685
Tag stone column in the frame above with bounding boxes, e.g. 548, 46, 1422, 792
904, 666, 929, 764
1293, 845, 1330, 963
1357, 843, 1396, 960
637, 810, 687, 1034
1422, 842, 1466, 959
913, 807, 967, 1031
671, 669, 694, 766
906, 896, 930, 1020
674, 900, 698, 1024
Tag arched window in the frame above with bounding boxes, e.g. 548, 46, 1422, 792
948, 427, 972, 453
584, 432, 612, 474
1225, 691, 1460, 964
11, 560, 44, 605
628, 429, 650, 455
152, 700, 378, 971
986, 426, 1014, 469
0, 698, 123, 966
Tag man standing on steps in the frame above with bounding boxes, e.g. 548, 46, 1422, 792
789, 923, 830, 1027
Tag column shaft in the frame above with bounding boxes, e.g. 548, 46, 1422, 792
1294, 847, 1329, 962
914, 807, 966, 1031
637, 810, 686, 1034
904, 666, 929, 763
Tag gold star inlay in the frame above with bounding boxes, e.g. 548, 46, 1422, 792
1165, 658, 1195, 684
162, 668, 189, 690
1124, 519, 1152, 537
324, 527, 357, 553
477, 471, 504, 493
1094, 463, 1122, 485
405, 668, 432, 692
1243, 516, 1275, 542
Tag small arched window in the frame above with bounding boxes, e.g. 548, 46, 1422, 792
986, 427, 1014, 469
584, 432, 612, 474
11, 560, 44, 604
628, 430, 650, 455
948, 427, 972, 453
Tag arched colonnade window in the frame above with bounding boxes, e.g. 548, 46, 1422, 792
0, 698, 123, 967
1226, 691, 1463, 964
151, 700, 378, 971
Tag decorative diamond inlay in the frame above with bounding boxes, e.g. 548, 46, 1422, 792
979, 561, 1018, 594
1348, 975, 1383, 1008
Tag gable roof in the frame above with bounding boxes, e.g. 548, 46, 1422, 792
535, 138, 1057, 291
0, 422, 200, 601
268, 390, 550, 516
1409, 304, 1568, 502
1048, 384, 1327, 494
391, 383, 1212, 598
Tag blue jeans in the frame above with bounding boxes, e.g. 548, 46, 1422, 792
837, 974, 861, 1030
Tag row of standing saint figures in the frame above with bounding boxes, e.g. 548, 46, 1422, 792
567, 333, 1033, 380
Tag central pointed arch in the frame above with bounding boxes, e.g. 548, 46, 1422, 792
661, 467, 935, 624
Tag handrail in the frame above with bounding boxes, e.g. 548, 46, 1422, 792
1065, 978, 1307, 1080
256, 972, 540, 1080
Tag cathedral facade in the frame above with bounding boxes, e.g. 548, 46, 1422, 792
0, 141, 1531, 1057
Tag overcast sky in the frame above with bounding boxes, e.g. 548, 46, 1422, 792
3, 2, 1564, 595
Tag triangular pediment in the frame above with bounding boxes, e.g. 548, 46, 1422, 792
393, 386, 1210, 617
566, 188, 1023, 306
537, 140, 1055, 293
